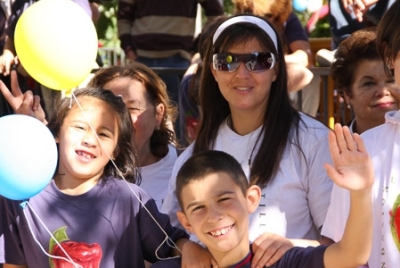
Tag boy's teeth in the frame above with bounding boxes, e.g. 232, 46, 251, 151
210, 225, 232, 237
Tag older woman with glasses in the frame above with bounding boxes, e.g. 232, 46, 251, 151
161, 14, 334, 267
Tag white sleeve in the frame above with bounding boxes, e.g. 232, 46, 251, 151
321, 183, 351, 242
160, 146, 193, 228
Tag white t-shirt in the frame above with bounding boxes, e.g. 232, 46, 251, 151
322, 110, 400, 268
139, 144, 178, 210
161, 113, 333, 241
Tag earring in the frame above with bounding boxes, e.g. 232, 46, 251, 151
347, 104, 351, 109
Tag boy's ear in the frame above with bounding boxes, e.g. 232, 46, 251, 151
177, 210, 195, 234
246, 185, 261, 213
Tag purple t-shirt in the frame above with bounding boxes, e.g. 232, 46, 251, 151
0, 178, 188, 267
150, 245, 327, 267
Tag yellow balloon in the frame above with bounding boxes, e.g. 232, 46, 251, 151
15, 0, 98, 90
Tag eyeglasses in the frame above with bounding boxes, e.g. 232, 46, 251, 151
212, 52, 276, 73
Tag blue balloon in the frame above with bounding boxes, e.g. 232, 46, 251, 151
0, 115, 58, 200
293, 0, 308, 12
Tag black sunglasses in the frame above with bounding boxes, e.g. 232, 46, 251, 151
212, 52, 276, 73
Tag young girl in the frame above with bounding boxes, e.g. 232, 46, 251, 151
0, 87, 197, 267
88, 62, 179, 209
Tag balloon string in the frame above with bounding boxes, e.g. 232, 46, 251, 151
70, 92, 181, 259
20, 201, 83, 268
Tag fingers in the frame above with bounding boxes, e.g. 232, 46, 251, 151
353, 133, 366, 153
252, 233, 293, 267
252, 244, 288, 267
331, 124, 356, 153
327, 130, 340, 161
10, 69, 23, 97
33, 95, 41, 111
342, 0, 353, 14
342, 125, 357, 151
323, 163, 340, 184
17, 90, 35, 116
0, 78, 19, 110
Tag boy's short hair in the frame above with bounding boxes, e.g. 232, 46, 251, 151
176, 150, 248, 210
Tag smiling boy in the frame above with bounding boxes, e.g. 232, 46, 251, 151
151, 124, 374, 268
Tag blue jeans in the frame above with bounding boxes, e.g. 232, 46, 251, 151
137, 54, 190, 142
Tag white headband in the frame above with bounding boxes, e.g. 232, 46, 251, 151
212, 15, 278, 52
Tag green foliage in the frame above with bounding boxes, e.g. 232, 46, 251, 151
224, 0, 234, 16
309, 15, 331, 38
96, 0, 118, 48
95, 0, 330, 48
295, 9, 331, 38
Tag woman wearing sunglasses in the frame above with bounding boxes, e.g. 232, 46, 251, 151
161, 14, 334, 267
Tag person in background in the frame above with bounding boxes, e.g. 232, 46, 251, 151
178, 15, 227, 145
162, 14, 334, 267
316, 0, 395, 66
117, 0, 224, 142
330, 27, 398, 134
330, 0, 395, 48
322, 1, 400, 267
88, 62, 180, 209
0, 0, 38, 117
0, 0, 99, 120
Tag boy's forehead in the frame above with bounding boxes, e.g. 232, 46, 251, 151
181, 172, 243, 200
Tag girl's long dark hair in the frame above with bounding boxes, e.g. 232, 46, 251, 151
193, 15, 301, 188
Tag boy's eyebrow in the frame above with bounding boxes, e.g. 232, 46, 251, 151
185, 190, 235, 211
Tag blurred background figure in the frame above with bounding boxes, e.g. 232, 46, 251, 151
317, 0, 395, 67
178, 15, 227, 145
0, 0, 100, 119
331, 27, 398, 134
117, 0, 224, 142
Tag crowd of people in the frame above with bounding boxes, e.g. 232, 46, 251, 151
1, 0, 400, 267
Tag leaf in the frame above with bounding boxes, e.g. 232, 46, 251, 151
48, 226, 70, 268
390, 194, 400, 251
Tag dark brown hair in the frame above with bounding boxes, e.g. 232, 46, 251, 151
194, 14, 301, 188
47, 87, 139, 183
176, 150, 248, 210
331, 28, 383, 98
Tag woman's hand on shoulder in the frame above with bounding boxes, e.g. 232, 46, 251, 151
252, 232, 293, 267
180, 240, 218, 268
